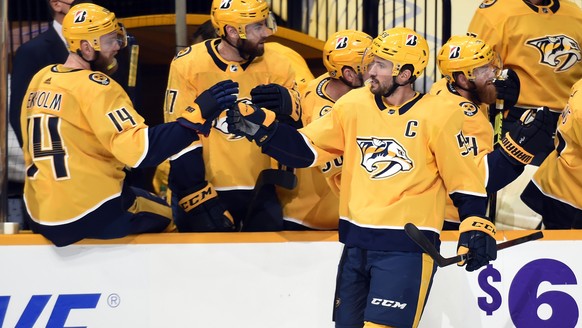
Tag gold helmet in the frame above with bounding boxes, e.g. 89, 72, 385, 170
211, 0, 277, 39
323, 30, 373, 79
437, 35, 499, 83
62, 3, 127, 53
368, 27, 429, 77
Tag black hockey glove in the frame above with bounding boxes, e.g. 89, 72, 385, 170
494, 68, 520, 111
499, 106, 555, 165
457, 216, 497, 272
179, 80, 239, 135
175, 182, 235, 232
227, 100, 278, 146
250, 83, 293, 116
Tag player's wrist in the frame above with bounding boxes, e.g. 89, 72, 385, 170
499, 134, 534, 165
253, 120, 278, 146
258, 107, 277, 128
459, 216, 496, 237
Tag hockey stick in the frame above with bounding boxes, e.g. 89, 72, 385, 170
488, 69, 509, 223
240, 169, 297, 231
404, 223, 544, 267
257, 168, 298, 191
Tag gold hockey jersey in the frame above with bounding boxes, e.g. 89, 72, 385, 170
298, 87, 487, 250
278, 74, 340, 229
22, 65, 150, 223
165, 39, 300, 190
531, 78, 582, 208
430, 79, 492, 222
302, 74, 344, 196
265, 42, 315, 95
468, 0, 582, 111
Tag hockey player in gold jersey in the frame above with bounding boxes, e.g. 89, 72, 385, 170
468, 0, 582, 229
278, 30, 372, 230
152, 20, 313, 208
21, 3, 237, 246
522, 78, 582, 228
164, 0, 301, 231
226, 27, 496, 328
469, 0, 582, 133
430, 35, 554, 229
190, 19, 315, 95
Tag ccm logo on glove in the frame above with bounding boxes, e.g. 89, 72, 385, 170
470, 221, 496, 235
179, 184, 217, 212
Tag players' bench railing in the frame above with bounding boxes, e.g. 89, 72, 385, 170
7, 0, 451, 92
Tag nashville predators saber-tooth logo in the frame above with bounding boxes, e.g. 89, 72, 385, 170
526, 35, 581, 72
357, 137, 413, 179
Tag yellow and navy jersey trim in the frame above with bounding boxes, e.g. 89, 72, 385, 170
204, 39, 255, 72
338, 217, 441, 252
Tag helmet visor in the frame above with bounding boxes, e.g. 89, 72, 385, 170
100, 23, 128, 50
266, 12, 277, 34
116, 23, 128, 49
361, 46, 375, 74
472, 52, 502, 82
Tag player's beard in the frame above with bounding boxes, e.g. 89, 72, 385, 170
368, 77, 390, 96
238, 39, 265, 58
464, 81, 495, 106
90, 52, 119, 76
341, 73, 365, 88
478, 81, 497, 105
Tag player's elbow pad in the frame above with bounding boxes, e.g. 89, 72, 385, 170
261, 125, 316, 168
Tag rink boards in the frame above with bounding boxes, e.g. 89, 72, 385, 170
0, 230, 579, 328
